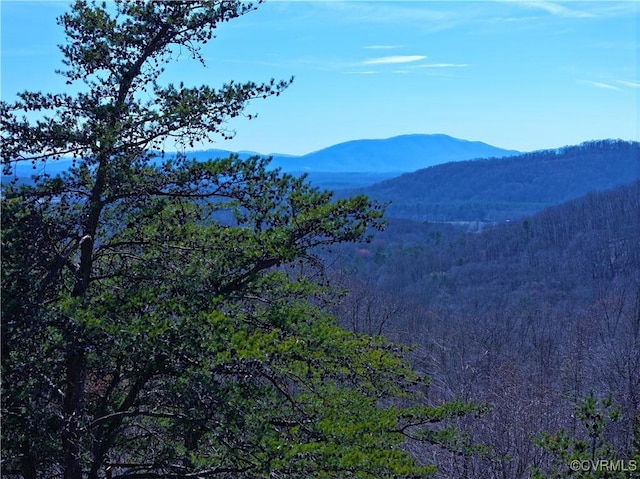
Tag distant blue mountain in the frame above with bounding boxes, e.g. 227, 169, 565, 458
3, 134, 519, 182
273, 134, 520, 173
156, 135, 519, 174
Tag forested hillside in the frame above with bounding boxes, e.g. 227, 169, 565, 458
3, 1, 639, 478
1, 2, 480, 478
355, 140, 640, 223
329, 181, 640, 478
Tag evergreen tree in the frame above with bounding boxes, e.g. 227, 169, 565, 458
1, 1, 479, 477
533, 393, 640, 479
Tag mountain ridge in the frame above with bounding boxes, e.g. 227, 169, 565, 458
281, 133, 520, 173
165, 134, 520, 174
2, 133, 519, 179
352, 139, 640, 223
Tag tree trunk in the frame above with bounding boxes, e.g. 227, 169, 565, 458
63, 155, 107, 477
63, 342, 87, 479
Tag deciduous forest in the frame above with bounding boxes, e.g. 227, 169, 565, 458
329, 178, 640, 478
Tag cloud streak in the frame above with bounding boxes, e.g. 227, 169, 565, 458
583, 81, 620, 91
616, 80, 640, 89
363, 55, 426, 65
520, 1, 595, 18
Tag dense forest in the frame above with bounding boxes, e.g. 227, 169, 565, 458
329, 180, 640, 478
2, 1, 639, 478
354, 140, 640, 223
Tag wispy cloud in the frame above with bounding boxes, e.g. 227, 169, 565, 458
616, 80, 640, 89
344, 71, 377, 75
363, 55, 426, 65
583, 81, 621, 91
520, 1, 595, 18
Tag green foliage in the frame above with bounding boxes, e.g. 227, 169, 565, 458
0, 1, 481, 478
532, 392, 640, 479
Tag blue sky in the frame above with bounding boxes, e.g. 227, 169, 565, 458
1, 1, 639, 155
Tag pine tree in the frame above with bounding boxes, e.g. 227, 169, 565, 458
1, 2, 480, 477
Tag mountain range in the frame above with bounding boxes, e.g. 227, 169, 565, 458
158, 133, 519, 174
2, 134, 518, 181
5, 136, 637, 227
268, 134, 519, 173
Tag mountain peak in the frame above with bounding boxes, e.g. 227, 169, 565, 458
276, 134, 519, 173
3, 134, 519, 179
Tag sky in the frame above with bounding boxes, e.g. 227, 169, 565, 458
1, 1, 639, 155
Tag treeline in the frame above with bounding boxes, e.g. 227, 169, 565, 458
352, 139, 640, 223
328, 181, 640, 478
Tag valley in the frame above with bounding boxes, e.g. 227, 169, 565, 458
321, 140, 640, 478
3, 134, 639, 478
